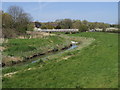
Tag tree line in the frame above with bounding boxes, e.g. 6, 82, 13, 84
2, 5, 119, 38
35, 19, 115, 32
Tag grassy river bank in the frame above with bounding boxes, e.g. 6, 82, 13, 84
2, 32, 118, 88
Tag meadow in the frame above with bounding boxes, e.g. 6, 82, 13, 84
2, 32, 118, 88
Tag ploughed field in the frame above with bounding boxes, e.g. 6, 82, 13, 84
2, 32, 118, 88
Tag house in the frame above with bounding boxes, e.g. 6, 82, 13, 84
95, 28, 103, 32
106, 27, 118, 31
89, 29, 96, 32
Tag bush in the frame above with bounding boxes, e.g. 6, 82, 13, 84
27, 23, 34, 31
2, 28, 17, 38
79, 24, 88, 32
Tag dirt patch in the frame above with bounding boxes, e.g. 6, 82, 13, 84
25, 31, 55, 39
62, 55, 74, 60
4, 67, 37, 78
26, 67, 37, 71
2, 56, 22, 66
0, 46, 6, 51
4, 71, 18, 77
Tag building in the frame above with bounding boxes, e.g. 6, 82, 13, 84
34, 27, 79, 33
106, 27, 118, 31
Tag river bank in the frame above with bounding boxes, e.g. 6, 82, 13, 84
2, 35, 82, 67
2, 35, 71, 66
3, 34, 94, 76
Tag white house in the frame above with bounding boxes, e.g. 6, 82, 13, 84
106, 27, 118, 31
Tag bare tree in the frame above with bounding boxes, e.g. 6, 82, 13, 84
7, 6, 33, 33
8, 6, 32, 23
8, 6, 24, 22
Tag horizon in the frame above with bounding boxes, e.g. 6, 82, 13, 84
2, 2, 118, 24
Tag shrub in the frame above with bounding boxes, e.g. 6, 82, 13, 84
2, 28, 17, 38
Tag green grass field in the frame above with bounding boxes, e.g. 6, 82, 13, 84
2, 32, 118, 88
3, 36, 71, 57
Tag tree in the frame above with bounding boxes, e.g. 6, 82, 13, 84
8, 6, 24, 23
88, 22, 96, 29
27, 23, 34, 31
79, 24, 88, 32
35, 21, 41, 28
72, 20, 81, 29
2, 12, 17, 38
45, 24, 55, 29
7, 6, 32, 33
82, 20, 88, 26
55, 25, 61, 29
2, 12, 13, 28
55, 19, 63, 23
41, 24, 47, 29
2, 28, 17, 38
58, 19, 72, 29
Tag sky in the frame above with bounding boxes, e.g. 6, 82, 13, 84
2, 2, 118, 24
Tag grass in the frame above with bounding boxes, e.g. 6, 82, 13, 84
3, 36, 71, 57
2, 32, 118, 88
2, 35, 72, 65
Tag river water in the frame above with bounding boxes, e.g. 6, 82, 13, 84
31, 44, 78, 64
